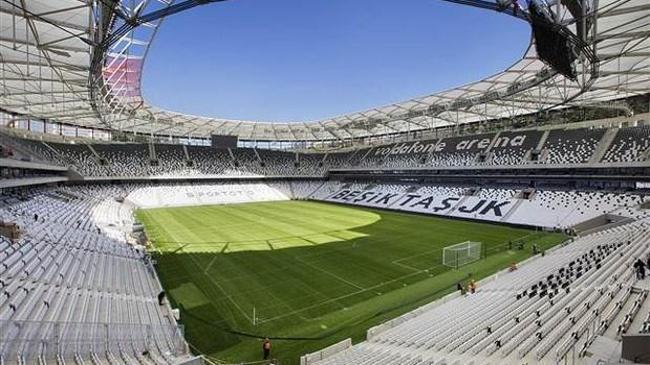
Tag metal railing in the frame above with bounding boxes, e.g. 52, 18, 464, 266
203, 357, 279, 365
0, 319, 186, 362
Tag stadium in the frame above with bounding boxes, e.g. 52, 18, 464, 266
0, 0, 649, 364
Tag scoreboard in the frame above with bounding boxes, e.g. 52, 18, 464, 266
211, 134, 238, 149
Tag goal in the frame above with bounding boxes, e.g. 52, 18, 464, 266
443, 241, 482, 269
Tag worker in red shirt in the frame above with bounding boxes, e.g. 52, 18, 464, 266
262, 337, 271, 360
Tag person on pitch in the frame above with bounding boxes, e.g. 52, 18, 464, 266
262, 337, 272, 360
468, 279, 477, 294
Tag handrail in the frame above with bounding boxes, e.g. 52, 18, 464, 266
0, 319, 186, 362
200, 354, 279, 365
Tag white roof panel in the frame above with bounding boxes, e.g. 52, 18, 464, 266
0, 0, 648, 141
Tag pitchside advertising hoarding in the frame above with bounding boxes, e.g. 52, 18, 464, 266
636, 182, 650, 189
371, 132, 533, 157
186, 189, 256, 198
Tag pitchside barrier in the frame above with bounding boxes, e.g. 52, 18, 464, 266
442, 241, 482, 269
202, 357, 279, 365
300, 338, 352, 365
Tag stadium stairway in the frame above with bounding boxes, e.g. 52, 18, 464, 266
182, 145, 190, 162
590, 128, 618, 164
41, 142, 66, 164
86, 143, 102, 162
641, 146, 650, 162
304, 181, 327, 200
535, 130, 550, 152
483, 131, 502, 154
627, 279, 650, 333
498, 197, 524, 223
445, 195, 471, 216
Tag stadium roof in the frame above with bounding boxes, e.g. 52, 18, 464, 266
0, 0, 648, 141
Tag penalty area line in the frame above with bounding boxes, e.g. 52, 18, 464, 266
203, 255, 219, 274
168, 237, 253, 324
391, 246, 443, 272
188, 252, 254, 323
293, 255, 365, 291
257, 261, 447, 325
391, 260, 421, 272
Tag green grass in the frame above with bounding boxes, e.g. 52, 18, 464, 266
137, 200, 567, 364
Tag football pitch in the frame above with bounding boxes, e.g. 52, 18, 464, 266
137, 200, 567, 364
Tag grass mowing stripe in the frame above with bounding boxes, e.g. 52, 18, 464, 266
137, 200, 567, 364
157, 215, 259, 323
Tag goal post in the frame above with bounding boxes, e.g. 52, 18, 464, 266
443, 241, 482, 269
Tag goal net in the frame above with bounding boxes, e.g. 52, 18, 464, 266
443, 241, 482, 269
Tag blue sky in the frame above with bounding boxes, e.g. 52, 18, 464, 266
142, 0, 530, 122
